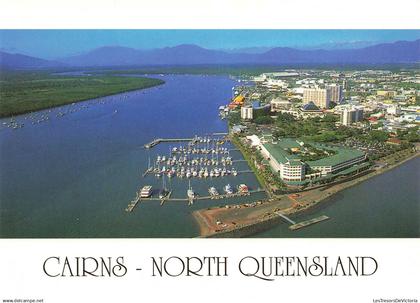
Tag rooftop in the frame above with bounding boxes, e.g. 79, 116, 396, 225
306, 143, 365, 167
263, 138, 365, 168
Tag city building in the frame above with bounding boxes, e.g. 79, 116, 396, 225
299, 102, 324, 118
256, 138, 367, 185
377, 90, 396, 98
241, 106, 253, 120
303, 88, 331, 109
270, 98, 292, 112
386, 105, 401, 116
327, 84, 343, 103
338, 106, 364, 126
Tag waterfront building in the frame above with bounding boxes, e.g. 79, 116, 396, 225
228, 95, 245, 109
256, 138, 367, 185
303, 88, 331, 109
241, 106, 253, 120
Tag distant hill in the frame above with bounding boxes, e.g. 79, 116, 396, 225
61, 39, 420, 67
2, 39, 419, 69
0, 51, 64, 69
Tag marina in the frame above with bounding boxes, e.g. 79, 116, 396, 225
126, 132, 266, 211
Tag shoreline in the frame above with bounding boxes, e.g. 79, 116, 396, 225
193, 149, 419, 238
0, 76, 165, 118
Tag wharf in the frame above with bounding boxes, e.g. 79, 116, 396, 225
144, 134, 230, 149
125, 192, 141, 212
289, 215, 330, 230
144, 138, 194, 149
160, 190, 172, 205
135, 189, 265, 204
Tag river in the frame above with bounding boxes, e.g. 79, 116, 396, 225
0, 74, 265, 238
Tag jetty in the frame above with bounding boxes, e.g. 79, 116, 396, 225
160, 190, 172, 206
274, 211, 330, 230
126, 192, 141, 212
144, 138, 194, 149
289, 215, 330, 230
275, 211, 296, 225
144, 134, 230, 149
125, 189, 266, 212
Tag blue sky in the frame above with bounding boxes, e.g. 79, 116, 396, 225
0, 30, 419, 59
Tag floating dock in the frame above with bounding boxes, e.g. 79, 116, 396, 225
125, 189, 266, 213
125, 192, 141, 212
289, 215, 330, 231
140, 189, 264, 202
144, 138, 194, 149
144, 134, 230, 149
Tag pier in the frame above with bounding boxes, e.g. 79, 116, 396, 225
125, 189, 266, 212
144, 138, 194, 149
275, 212, 296, 225
144, 134, 230, 149
141, 189, 265, 202
160, 191, 172, 205
125, 192, 141, 212
289, 215, 330, 230
274, 212, 330, 230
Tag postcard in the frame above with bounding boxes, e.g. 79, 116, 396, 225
0, 1, 419, 302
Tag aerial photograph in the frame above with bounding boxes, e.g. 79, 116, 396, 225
0, 30, 419, 238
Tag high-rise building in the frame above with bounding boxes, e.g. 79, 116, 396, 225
327, 84, 343, 103
303, 88, 331, 109
241, 106, 253, 120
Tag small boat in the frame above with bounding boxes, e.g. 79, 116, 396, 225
187, 180, 195, 204
208, 187, 219, 197
224, 184, 233, 195
238, 184, 249, 194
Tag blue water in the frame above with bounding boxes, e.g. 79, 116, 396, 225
0, 75, 265, 238
255, 157, 420, 238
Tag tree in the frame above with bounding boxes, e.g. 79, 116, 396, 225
228, 111, 241, 126
369, 130, 389, 142
254, 116, 274, 125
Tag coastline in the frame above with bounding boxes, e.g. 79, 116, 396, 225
0, 75, 165, 118
193, 149, 419, 238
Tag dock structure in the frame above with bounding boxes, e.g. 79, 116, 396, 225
160, 191, 172, 206
142, 168, 153, 177
212, 132, 228, 136
275, 212, 296, 225
144, 135, 230, 149
126, 192, 141, 212
125, 189, 266, 211
144, 138, 194, 149
289, 215, 330, 230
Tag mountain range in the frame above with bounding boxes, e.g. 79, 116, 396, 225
1, 39, 419, 69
